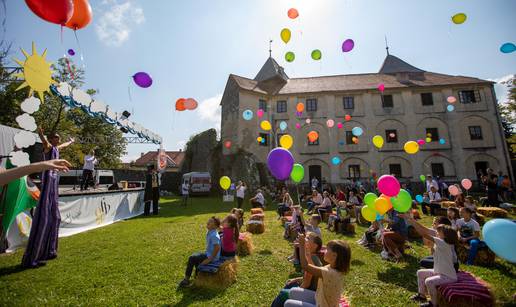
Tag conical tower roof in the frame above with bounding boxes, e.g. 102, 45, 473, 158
379, 54, 425, 74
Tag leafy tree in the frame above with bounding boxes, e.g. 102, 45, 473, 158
498, 76, 516, 160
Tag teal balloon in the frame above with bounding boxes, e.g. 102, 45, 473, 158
331, 156, 341, 165
500, 43, 516, 54
363, 193, 378, 207
290, 163, 305, 183
243, 109, 253, 120
351, 127, 363, 136
391, 189, 412, 213
279, 121, 288, 131
415, 195, 423, 203
447, 105, 455, 112
482, 219, 516, 263
439, 138, 446, 145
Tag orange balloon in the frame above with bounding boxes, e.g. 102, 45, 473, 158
307, 131, 319, 143
296, 102, 305, 112
380, 194, 393, 210
345, 114, 352, 121
288, 8, 299, 19
65, 0, 92, 30
175, 98, 186, 111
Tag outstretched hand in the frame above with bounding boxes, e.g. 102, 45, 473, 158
36, 159, 72, 172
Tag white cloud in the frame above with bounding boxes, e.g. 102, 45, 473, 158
197, 93, 222, 127
489, 74, 515, 105
121, 154, 140, 163
95, 0, 145, 46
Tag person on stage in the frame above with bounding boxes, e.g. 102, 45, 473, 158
80, 149, 97, 191
144, 164, 160, 215
22, 128, 74, 268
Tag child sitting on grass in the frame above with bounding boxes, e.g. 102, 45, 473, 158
231, 208, 244, 230
404, 214, 459, 307
357, 219, 384, 248
221, 214, 239, 257
284, 205, 304, 240
304, 214, 322, 237
178, 216, 221, 287
284, 236, 351, 307
328, 201, 350, 232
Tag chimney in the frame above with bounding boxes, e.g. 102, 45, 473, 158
140, 152, 144, 157
179, 149, 182, 152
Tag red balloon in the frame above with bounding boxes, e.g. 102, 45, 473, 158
175, 98, 186, 111
224, 141, 232, 148
288, 8, 299, 19
25, 0, 74, 25
65, 0, 92, 30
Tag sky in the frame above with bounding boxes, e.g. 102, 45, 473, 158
3, 0, 515, 162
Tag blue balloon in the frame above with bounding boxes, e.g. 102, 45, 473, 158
338, 141, 345, 146
279, 121, 288, 131
482, 219, 516, 263
351, 127, 363, 136
331, 156, 341, 165
376, 213, 383, 221
243, 109, 253, 120
500, 42, 516, 54
415, 194, 423, 203
439, 138, 446, 145
447, 105, 455, 112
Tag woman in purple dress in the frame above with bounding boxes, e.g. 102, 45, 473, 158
22, 128, 74, 268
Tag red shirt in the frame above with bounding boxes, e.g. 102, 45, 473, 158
221, 227, 236, 253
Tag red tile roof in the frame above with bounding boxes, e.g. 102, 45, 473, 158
134, 151, 185, 167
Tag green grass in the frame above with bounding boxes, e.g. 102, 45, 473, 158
0, 197, 515, 306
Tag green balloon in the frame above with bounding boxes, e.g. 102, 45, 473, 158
419, 175, 426, 182
391, 189, 412, 213
290, 163, 304, 183
285, 51, 295, 63
363, 193, 378, 207
311, 49, 322, 60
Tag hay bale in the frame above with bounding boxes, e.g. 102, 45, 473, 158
250, 208, 264, 215
237, 232, 253, 256
336, 221, 355, 234
476, 207, 508, 218
456, 244, 495, 267
436, 272, 494, 307
474, 213, 486, 226
249, 213, 264, 221
441, 201, 456, 208
246, 221, 265, 234
194, 257, 239, 289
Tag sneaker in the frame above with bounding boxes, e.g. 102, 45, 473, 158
178, 279, 191, 288
410, 294, 427, 303
419, 302, 433, 307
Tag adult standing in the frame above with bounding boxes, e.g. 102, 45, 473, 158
486, 174, 500, 206
22, 128, 74, 268
144, 164, 160, 215
249, 189, 265, 209
181, 180, 190, 206
425, 175, 438, 193
235, 181, 246, 209
80, 149, 97, 191
311, 177, 319, 191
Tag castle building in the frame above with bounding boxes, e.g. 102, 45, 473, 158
220, 53, 512, 185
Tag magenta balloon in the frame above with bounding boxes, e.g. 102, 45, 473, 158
461, 178, 472, 190
342, 39, 355, 52
267, 148, 294, 180
377, 175, 401, 197
133, 72, 153, 88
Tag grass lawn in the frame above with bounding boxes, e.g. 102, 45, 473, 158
1, 196, 515, 306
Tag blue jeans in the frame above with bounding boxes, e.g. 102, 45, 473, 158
284, 287, 317, 307
306, 202, 315, 211
271, 281, 301, 307
184, 252, 208, 279
467, 239, 486, 265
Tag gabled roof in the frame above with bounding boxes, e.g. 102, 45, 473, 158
254, 57, 289, 82
379, 54, 425, 74
134, 151, 185, 167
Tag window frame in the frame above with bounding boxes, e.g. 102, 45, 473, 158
348, 165, 361, 179
343, 96, 355, 110
389, 164, 402, 178
458, 90, 481, 104
258, 133, 269, 146
425, 128, 439, 142
421, 93, 434, 106
276, 100, 287, 113
306, 98, 318, 112
345, 131, 354, 145
258, 99, 267, 112
385, 129, 398, 143
431, 163, 445, 178
468, 125, 483, 140
382, 94, 394, 108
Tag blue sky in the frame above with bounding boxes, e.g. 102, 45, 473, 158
4, 0, 515, 162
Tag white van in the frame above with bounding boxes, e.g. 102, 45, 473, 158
59, 169, 115, 187
182, 172, 211, 195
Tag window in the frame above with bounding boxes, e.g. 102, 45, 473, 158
426, 128, 439, 142
349, 165, 361, 178
385, 129, 398, 143
258, 99, 267, 111
276, 100, 287, 113
306, 98, 317, 112
469, 126, 483, 140
421, 93, 434, 106
308, 131, 319, 146
431, 163, 445, 178
389, 164, 402, 178
345, 131, 354, 145
458, 90, 481, 104
382, 95, 393, 108
343, 97, 354, 110
259, 133, 268, 146
276, 133, 285, 146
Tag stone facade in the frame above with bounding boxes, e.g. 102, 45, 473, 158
220, 54, 513, 185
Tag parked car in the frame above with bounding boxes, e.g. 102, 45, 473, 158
182, 172, 211, 195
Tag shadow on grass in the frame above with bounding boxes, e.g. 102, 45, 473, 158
377, 254, 421, 292
258, 250, 273, 256
175, 286, 226, 305
351, 259, 365, 266
0, 264, 30, 277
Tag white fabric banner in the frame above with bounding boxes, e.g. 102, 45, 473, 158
59, 190, 145, 237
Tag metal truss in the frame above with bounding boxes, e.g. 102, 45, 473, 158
75, 136, 158, 144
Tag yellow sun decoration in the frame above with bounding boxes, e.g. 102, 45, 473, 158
14, 42, 55, 102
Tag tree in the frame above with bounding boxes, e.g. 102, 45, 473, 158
498, 76, 516, 160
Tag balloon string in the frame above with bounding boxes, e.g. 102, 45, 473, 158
60, 25, 64, 44
127, 86, 132, 102
73, 30, 86, 68
64, 57, 75, 80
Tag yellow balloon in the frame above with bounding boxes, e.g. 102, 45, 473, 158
361, 205, 377, 222
372, 135, 384, 149
425, 137, 432, 143
257, 137, 262, 142
260, 120, 272, 131
279, 134, 293, 149
374, 197, 390, 215
404, 141, 419, 154
452, 13, 467, 25
219, 176, 231, 190
281, 28, 291, 44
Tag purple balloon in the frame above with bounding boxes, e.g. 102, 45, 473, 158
267, 148, 294, 180
133, 72, 153, 88
342, 39, 355, 52
67, 49, 75, 56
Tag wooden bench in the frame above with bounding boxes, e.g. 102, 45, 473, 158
194, 256, 239, 289
436, 271, 494, 307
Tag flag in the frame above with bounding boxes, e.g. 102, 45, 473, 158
157, 147, 167, 173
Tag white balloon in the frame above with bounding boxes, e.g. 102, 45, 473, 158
57, 82, 72, 96
90, 100, 107, 114
21, 97, 41, 114
72, 88, 92, 106
15, 113, 37, 131
9, 150, 30, 166
14, 131, 36, 148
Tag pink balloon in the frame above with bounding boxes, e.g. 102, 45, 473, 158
447, 96, 457, 104
461, 178, 472, 190
448, 185, 459, 196
305, 118, 311, 124
377, 175, 401, 197
295, 123, 301, 129
257, 109, 264, 118
378, 83, 385, 92
326, 119, 335, 128
417, 139, 426, 145
183, 98, 198, 110
337, 122, 343, 129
